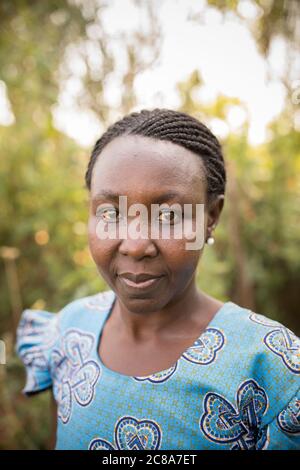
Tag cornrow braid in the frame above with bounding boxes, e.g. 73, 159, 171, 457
85, 108, 226, 203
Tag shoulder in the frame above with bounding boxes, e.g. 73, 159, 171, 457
220, 301, 299, 358
57, 289, 116, 332
15, 289, 116, 394
16, 289, 115, 341
219, 302, 300, 427
221, 301, 285, 331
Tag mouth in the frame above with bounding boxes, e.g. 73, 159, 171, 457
117, 272, 165, 291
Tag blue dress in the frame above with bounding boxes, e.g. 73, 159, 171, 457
16, 289, 300, 450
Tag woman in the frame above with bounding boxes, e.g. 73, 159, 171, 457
16, 109, 300, 450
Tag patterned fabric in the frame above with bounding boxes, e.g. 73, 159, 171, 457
16, 290, 300, 450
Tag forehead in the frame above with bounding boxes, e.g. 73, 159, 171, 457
90, 134, 207, 203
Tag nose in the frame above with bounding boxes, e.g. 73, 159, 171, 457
118, 219, 158, 258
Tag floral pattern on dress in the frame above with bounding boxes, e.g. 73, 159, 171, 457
16, 309, 59, 392
132, 328, 225, 384
249, 313, 300, 374
264, 328, 300, 374
16, 309, 59, 370
51, 329, 101, 423
200, 379, 269, 450
277, 394, 300, 434
182, 328, 225, 365
133, 363, 178, 383
249, 313, 282, 329
85, 290, 115, 312
89, 415, 162, 450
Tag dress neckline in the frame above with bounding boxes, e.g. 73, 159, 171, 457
93, 290, 233, 379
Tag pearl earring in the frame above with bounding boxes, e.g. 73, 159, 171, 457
206, 236, 215, 245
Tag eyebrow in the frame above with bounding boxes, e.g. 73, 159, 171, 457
91, 191, 185, 204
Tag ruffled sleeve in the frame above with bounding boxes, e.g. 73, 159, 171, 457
15, 308, 59, 395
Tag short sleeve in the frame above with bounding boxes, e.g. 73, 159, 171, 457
15, 308, 59, 395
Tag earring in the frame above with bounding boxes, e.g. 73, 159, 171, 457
206, 236, 215, 245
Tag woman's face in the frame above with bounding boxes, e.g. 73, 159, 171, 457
88, 134, 223, 313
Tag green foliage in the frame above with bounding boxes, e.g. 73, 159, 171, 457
0, 342, 52, 449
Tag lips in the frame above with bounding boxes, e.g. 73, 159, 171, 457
117, 272, 165, 291
118, 272, 163, 283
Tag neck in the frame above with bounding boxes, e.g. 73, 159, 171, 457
111, 278, 207, 341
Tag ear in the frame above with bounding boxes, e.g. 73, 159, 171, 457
206, 195, 224, 235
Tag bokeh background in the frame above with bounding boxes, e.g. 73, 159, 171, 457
0, 0, 299, 449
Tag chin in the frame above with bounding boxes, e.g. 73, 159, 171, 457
118, 293, 167, 314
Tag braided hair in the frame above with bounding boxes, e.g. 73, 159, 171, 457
85, 108, 226, 203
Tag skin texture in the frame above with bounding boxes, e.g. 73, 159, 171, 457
87, 134, 225, 376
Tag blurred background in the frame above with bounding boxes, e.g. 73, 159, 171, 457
0, 0, 299, 449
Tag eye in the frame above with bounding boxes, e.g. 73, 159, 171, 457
96, 206, 119, 223
158, 209, 180, 224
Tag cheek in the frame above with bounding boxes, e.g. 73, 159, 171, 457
87, 217, 98, 258
87, 217, 117, 267
159, 238, 202, 282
